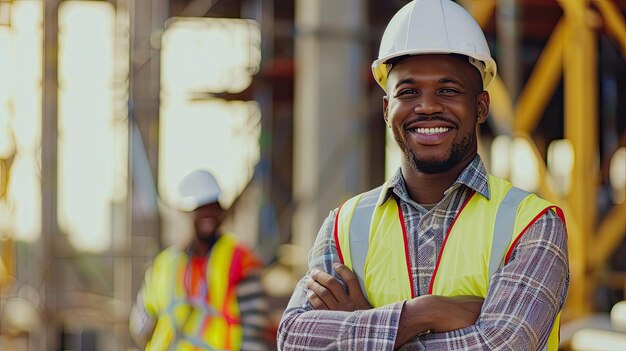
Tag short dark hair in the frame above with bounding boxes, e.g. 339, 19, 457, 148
385, 54, 411, 67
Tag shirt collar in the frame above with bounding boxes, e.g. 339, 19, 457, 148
380, 155, 491, 206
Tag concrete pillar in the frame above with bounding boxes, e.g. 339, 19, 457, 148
128, 0, 167, 239
124, 0, 168, 348
127, 0, 168, 262
497, 0, 521, 98
292, 0, 369, 269
39, 0, 60, 349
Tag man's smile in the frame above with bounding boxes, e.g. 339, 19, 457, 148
407, 127, 454, 145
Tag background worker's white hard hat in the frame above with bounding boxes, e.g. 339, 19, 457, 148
372, 0, 497, 91
177, 169, 222, 211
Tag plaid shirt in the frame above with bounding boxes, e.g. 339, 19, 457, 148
278, 156, 569, 350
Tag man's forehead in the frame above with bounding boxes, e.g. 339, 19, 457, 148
386, 54, 481, 89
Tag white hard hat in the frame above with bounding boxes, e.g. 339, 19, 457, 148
177, 169, 222, 211
372, 0, 497, 92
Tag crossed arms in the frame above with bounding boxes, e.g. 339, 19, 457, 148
307, 263, 484, 348
277, 209, 569, 350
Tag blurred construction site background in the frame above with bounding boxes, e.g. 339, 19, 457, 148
0, 0, 624, 350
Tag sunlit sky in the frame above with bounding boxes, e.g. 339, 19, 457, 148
58, 1, 120, 252
1, 1, 42, 242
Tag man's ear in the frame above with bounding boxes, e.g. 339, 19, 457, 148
383, 96, 389, 125
476, 91, 490, 124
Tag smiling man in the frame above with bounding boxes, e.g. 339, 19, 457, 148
383, 54, 489, 204
278, 1, 569, 350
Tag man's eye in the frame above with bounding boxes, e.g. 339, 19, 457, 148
440, 88, 460, 95
395, 89, 418, 97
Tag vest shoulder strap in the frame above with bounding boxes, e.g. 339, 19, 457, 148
347, 185, 382, 301
489, 185, 531, 277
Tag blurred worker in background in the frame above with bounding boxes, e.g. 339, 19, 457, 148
278, 0, 569, 350
130, 169, 269, 350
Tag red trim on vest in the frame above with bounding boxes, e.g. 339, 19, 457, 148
185, 257, 208, 299
333, 202, 346, 264
397, 201, 417, 298
428, 191, 476, 295
553, 207, 567, 230
229, 247, 244, 288
224, 245, 246, 325
504, 206, 565, 264
229, 245, 262, 288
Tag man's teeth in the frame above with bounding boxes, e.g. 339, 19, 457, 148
412, 127, 450, 134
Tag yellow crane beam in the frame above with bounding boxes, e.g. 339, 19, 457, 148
462, 0, 496, 28
560, 0, 599, 317
0, 240, 13, 287
591, 202, 626, 271
513, 20, 566, 134
592, 0, 626, 58
467, 0, 626, 320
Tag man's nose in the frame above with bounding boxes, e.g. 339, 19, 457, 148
413, 94, 444, 115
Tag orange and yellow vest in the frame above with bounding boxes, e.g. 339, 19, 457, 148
143, 233, 261, 351
334, 176, 565, 350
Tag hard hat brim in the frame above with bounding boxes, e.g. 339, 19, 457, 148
372, 50, 497, 92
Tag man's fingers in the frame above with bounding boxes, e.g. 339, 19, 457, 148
311, 269, 344, 299
332, 263, 372, 310
332, 263, 360, 295
306, 278, 339, 307
307, 266, 371, 311
307, 289, 328, 310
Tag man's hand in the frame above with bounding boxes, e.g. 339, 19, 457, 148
306, 263, 372, 311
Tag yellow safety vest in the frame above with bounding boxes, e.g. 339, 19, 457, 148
334, 175, 565, 350
143, 233, 251, 351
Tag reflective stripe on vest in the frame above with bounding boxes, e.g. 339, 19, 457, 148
335, 184, 415, 305
145, 234, 243, 351
489, 186, 530, 277
335, 175, 564, 350
348, 185, 382, 301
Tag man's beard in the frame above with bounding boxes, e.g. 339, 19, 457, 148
398, 134, 474, 174
195, 230, 218, 247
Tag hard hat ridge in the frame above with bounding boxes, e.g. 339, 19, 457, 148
372, 0, 497, 92
177, 169, 222, 211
